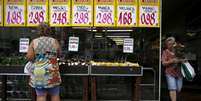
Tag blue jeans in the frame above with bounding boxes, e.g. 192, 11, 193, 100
166, 74, 183, 92
35, 86, 60, 96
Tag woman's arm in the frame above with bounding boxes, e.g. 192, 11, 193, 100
161, 51, 178, 66
54, 39, 62, 56
26, 41, 35, 61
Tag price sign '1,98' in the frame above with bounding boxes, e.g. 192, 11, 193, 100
139, 6, 158, 27
28, 5, 47, 26
5, 5, 25, 26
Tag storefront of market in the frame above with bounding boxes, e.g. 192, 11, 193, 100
0, 0, 160, 101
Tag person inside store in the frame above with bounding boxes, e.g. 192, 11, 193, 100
161, 36, 186, 101
26, 22, 62, 101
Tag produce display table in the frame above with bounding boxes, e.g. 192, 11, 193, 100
0, 65, 142, 101
0, 65, 89, 101
90, 66, 143, 101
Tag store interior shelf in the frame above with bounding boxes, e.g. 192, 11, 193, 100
60, 65, 89, 75
90, 66, 143, 76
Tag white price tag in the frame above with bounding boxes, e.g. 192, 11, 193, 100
123, 38, 134, 53
68, 37, 79, 52
19, 38, 29, 53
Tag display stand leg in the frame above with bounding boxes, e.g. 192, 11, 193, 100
30, 86, 36, 101
133, 77, 141, 101
91, 76, 96, 101
2, 75, 7, 101
83, 76, 88, 101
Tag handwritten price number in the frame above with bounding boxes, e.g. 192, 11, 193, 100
7, 11, 22, 24
141, 12, 156, 25
118, 12, 132, 25
96, 12, 113, 24
74, 12, 89, 24
29, 11, 44, 24
52, 12, 67, 24
124, 46, 131, 51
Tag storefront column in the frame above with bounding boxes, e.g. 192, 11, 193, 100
1, 75, 7, 101
83, 77, 89, 101
133, 77, 142, 101
91, 76, 96, 101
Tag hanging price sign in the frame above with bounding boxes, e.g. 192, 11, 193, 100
49, 0, 70, 27
0, 0, 3, 26
72, 0, 93, 26
139, 0, 160, 27
4, 0, 26, 26
117, 0, 137, 27
27, 0, 48, 26
94, 0, 115, 27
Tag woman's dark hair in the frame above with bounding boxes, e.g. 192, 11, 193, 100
37, 22, 51, 36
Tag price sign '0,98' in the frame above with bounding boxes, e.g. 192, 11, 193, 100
139, 6, 158, 27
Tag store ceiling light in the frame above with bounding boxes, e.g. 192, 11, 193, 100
95, 35, 102, 38
88, 29, 97, 32
107, 36, 130, 38
102, 29, 133, 32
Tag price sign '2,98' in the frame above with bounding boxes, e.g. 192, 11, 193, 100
27, 0, 48, 26
28, 5, 46, 26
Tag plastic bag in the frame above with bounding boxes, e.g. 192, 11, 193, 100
181, 61, 196, 81
24, 61, 33, 74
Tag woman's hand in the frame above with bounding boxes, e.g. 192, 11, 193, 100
172, 58, 187, 63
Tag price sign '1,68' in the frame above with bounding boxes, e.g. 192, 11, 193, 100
7, 11, 23, 24
28, 11, 45, 24
118, 12, 132, 25
96, 12, 113, 24
140, 12, 156, 25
